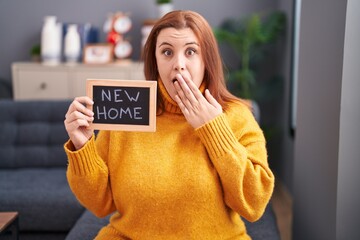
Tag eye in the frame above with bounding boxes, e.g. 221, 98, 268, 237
186, 48, 196, 56
162, 49, 172, 56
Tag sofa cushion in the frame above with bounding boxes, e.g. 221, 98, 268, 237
244, 203, 280, 239
0, 100, 70, 168
65, 205, 279, 240
65, 210, 111, 240
9, 233, 68, 240
0, 168, 84, 232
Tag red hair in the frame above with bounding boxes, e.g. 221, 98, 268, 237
143, 10, 245, 112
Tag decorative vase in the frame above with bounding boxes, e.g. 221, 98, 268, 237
158, 3, 174, 18
41, 16, 62, 65
141, 19, 156, 50
64, 24, 81, 64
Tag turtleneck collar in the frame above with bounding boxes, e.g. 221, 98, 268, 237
158, 78, 207, 114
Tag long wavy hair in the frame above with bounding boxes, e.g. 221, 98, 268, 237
143, 10, 244, 113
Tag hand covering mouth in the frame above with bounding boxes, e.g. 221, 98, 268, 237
172, 74, 184, 83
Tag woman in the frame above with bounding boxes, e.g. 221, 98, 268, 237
64, 10, 274, 239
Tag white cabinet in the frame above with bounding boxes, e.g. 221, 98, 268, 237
12, 62, 145, 100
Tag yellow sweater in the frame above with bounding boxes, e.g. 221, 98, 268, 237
64, 81, 274, 240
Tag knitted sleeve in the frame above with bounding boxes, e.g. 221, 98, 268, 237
195, 108, 274, 222
64, 131, 116, 217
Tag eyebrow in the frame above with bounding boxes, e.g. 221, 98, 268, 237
158, 41, 199, 48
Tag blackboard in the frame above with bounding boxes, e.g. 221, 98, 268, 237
86, 79, 157, 132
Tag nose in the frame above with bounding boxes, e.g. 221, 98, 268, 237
175, 66, 185, 71
173, 55, 185, 71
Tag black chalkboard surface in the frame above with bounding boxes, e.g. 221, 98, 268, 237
87, 79, 157, 132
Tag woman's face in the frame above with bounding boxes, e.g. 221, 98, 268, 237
155, 27, 205, 101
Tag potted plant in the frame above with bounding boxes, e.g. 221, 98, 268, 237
214, 11, 286, 102
30, 44, 41, 62
156, 0, 174, 18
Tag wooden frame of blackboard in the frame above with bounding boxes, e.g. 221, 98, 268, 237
86, 79, 157, 132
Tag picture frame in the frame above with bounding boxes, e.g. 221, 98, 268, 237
83, 43, 114, 64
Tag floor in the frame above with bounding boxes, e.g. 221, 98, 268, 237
271, 180, 293, 240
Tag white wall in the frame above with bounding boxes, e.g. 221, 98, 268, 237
336, 0, 360, 238
293, 0, 360, 238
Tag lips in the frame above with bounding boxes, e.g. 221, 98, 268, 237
172, 75, 180, 83
172, 74, 187, 84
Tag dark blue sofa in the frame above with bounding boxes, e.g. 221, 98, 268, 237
0, 100, 84, 240
0, 100, 279, 240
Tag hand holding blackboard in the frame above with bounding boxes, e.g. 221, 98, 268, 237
86, 79, 157, 132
